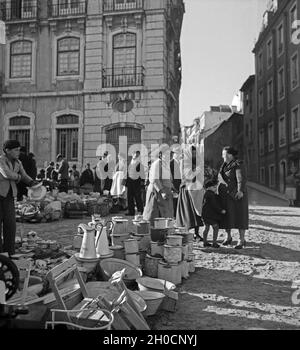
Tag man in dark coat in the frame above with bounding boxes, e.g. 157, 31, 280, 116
57, 154, 69, 193
80, 163, 94, 193
126, 151, 145, 216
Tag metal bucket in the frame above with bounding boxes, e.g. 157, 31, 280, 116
144, 254, 161, 278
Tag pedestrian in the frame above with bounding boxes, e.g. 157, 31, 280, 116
126, 150, 145, 216
111, 153, 127, 211
143, 146, 174, 225
201, 179, 226, 248
0, 140, 38, 255
94, 157, 103, 194
285, 168, 298, 207
170, 147, 182, 217
176, 145, 204, 242
71, 164, 80, 194
28, 152, 37, 179
80, 163, 94, 194
46, 162, 55, 180
37, 168, 46, 181
218, 146, 249, 249
56, 154, 69, 193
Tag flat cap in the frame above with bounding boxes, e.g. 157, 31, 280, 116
3, 140, 21, 151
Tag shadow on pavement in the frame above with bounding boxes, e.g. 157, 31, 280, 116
149, 268, 298, 330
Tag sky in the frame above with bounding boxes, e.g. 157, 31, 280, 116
180, 0, 268, 126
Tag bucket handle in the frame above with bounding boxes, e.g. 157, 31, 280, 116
95, 223, 104, 247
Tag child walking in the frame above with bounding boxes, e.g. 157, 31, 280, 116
201, 179, 226, 248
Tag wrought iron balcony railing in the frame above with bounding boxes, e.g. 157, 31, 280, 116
48, 0, 86, 18
102, 66, 145, 88
103, 0, 144, 13
0, 1, 38, 21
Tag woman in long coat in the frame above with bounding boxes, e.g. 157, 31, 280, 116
218, 146, 249, 249
143, 147, 173, 225
176, 145, 204, 240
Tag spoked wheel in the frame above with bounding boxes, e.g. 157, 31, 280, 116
0, 255, 19, 301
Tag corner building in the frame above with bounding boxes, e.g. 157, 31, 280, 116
0, 0, 184, 168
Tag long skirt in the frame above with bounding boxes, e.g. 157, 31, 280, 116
218, 184, 249, 230
143, 184, 173, 225
176, 188, 204, 230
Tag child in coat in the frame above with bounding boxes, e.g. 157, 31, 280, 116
201, 179, 226, 248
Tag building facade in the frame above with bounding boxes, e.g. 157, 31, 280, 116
204, 113, 244, 171
253, 0, 300, 199
240, 75, 258, 182
0, 0, 184, 169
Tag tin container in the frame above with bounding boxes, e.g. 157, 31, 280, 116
163, 245, 182, 264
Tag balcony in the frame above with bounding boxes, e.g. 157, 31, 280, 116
48, 0, 86, 18
102, 66, 145, 89
103, 0, 144, 13
0, 1, 38, 22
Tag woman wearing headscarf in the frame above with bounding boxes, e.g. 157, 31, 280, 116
110, 153, 127, 210
176, 144, 204, 241
143, 145, 174, 224
218, 146, 249, 249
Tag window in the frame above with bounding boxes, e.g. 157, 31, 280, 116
258, 88, 264, 116
291, 52, 299, 90
279, 115, 286, 147
56, 115, 79, 161
258, 51, 263, 78
10, 40, 32, 78
267, 38, 273, 68
113, 32, 136, 70
260, 167, 265, 184
8, 116, 31, 153
57, 37, 80, 76
268, 122, 274, 152
290, 2, 297, 40
59, 0, 80, 15
259, 129, 265, 155
269, 165, 275, 188
291, 106, 300, 142
278, 67, 285, 100
267, 79, 273, 109
9, 0, 37, 20
277, 22, 284, 56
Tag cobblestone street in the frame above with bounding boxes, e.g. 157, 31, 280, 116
19, 205, 300, 330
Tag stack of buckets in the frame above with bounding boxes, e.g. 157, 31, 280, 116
145, 218, 196, 286
110, 216, 151, 267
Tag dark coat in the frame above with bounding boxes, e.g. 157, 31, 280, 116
170, 159, 181, 192
219, 159, 249, 230
80, 169, 94, 186
201, 190, 224, 225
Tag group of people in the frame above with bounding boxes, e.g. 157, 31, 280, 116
0, 138, 249, 257
142, 145, 249, 250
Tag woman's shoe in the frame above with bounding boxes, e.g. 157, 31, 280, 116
222, 237, 233, 246
234, 240, 247, 250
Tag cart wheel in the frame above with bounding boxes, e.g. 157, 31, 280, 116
0, 255, 19, 301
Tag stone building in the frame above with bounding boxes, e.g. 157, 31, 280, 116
204, 113, 244, 171
0, 0, 184, 169
252, 0, 300, 197
240, 74, 258, 183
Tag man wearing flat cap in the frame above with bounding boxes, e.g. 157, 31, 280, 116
0, 140, 38, 255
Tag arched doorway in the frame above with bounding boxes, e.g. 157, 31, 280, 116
106, 124, 142, 158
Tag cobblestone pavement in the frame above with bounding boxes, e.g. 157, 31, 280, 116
19, 206, 300, 330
